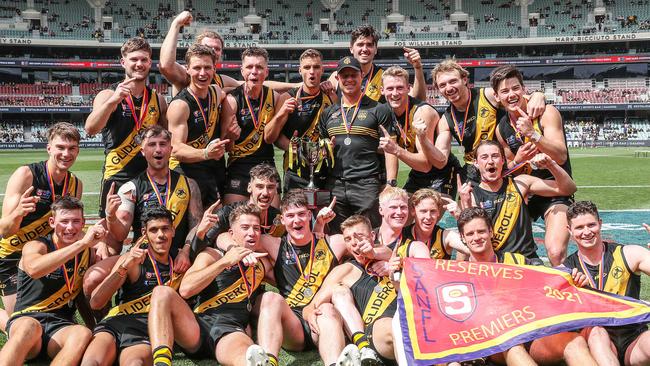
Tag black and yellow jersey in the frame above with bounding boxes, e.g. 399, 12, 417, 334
472, 177, 538, 259
349, 260, 397, 327
104, 254, 181, 318
0, 161, 80, 261
228, 85, 276, 167
194, 260, 266, 314
336, 63, 385, 103
101, 84, 161, 182
564, 242, 640, 299
273, 234, 338, 309
444, 87, 500, 163
13, 236, 90, 317
399, 224, 449, 260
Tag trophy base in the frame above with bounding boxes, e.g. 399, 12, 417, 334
303, 189, 332, 210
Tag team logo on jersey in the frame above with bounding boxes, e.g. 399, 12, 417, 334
430, 247, 441, 258
315, 249, 326, 261
357, 111, 368, 120
436, 282, 476, 322
505, 192, 517, 202
149, 106, 156, 115
612, 266, 624, 279
367, 84, 377, 94
265, 103, 273, 112
36, 188, 52, 200
284, 249, 296, 264
331, 111, 341, 119
506, 135, 518, 145
479, 107, 490, 118
142, 193, 151, 202
176, 188, 187, 199
481, 200, 493, 209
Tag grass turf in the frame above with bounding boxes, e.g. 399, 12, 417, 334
0, 146, 649, 365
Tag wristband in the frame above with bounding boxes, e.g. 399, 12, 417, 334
386, 179, 397, 187
203, 147, 209, 160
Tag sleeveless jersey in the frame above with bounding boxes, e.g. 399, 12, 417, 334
394, 96, 462, 182
194, 260, 266, 314
168, 85, 224, 175
498, 113, 573, 179
228, 85, 276, 167
497, 251, 528, 265
472, 177, 537, 259
128, 170, 191, 252
0, 161, 80, 260
213, 73, 224, 88
399, 224, 449, 259
337, 63, 385, 102
13, 236, 90, 316
444, 88, 499, 163
105, 254, 182, 318
101, 84, 161, 181
349, 260, 397, 326
282, 87, 333, 176
274, 235, 338, 309
564, 242, 640, 299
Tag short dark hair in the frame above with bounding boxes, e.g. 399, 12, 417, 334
280, 189, 309, 213
249, 163, 280, 183
241, 47, 269, 62
300, 48, 322, 62
141, 206, 173, 227
47, 122, 81, 143
185, 43, 216, 65
51, 196, 84, 216
567, 201, 600, 224
121, 37, 152, 57
457, 207, 492, 234
350, 25, 379, 46
340, 214, 372, 233
229, 203, 261, 225
136, 125, 172, 145
490, 65, 524, 92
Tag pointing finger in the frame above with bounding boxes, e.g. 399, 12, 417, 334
456, 173, 463, 190
441, 196, 455, 204
208, 199, 221, 213
21, 186, 34, 198
328, 196, 337, 210
402, 47, 415, 53
121, 76, 138, 85
379, 125, 390, 137
515, 106, 528, 118
108, 182, 116, 196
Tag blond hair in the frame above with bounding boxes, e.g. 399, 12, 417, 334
431, 59, 469, 90
379, 186, 409, 206
382, 66, 410, 85
409, 188, 443, 212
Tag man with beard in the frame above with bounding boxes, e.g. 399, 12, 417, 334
159, 11, 240, 94
319, 56, 393, 231
563, 201, 650, 366
147, 204, 273, 366
0, 122, 83, 331
167, 44, 234, 208
378, 66, 461, 197
461, 140, 576, 262
326, 24, 427, 102
0, 197, 106, 366
431, 60, 544, 183
86, 37, 168, 232
264, 48, 336, 193
223, 47, 281, 205
490, 65, 573, 266
81, 207, 181, 366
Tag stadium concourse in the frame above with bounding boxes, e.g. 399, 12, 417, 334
1, 0, 650, 365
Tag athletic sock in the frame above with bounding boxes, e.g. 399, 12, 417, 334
352, 331, 370, 350
153, 345, 173, 366
268, 353, 279, 366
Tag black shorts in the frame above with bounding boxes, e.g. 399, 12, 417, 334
327, 176, 382, 234
94, 313, 150, 350
527, 194, 574, 222
290, 307, 317, 351
7, 311, 76, 359
183, 310, 249, 360
607, 324, 648, 364
366, 316, 397, 366
98, 177, 129, 218
0, 253, 20, 296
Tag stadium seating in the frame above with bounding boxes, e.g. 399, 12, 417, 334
0, 120, 101, 143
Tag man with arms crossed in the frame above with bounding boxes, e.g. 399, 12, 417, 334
564, 201, 650, 366
147, 204, 272, 366
491, 65, 573, 266
0, 122, 83, 330
81, 207, 181, 366
167, 44, 233, 208
0, 197, 106, 366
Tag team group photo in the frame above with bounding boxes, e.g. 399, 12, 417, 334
0, 1, 650, 365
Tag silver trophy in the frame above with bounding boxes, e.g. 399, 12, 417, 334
299, 138, 323, 190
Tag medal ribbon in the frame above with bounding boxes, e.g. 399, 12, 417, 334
577, 247, 605, 290
238, 262, 256, 304
289, 235, 316, 281
450, 100, 470, 143
361, 64, 374, 95
124, 88, 150, 131
52, 241, 78, 293
45, 163, 69, 203
146, 171, 171, 208
394, 98, 411, 147
187, 88, 212, 133
296, 87, 320, 107
412, 226, 431, 251
340, 92, 364, 136
244, 88, 265, 130
502, 161, 529, 177
147, 249, 174, 286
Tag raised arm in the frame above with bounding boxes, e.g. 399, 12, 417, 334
89, 242, 146, 309
519, 105, 568, 164
404, 48, 427, 100
516, 154, 576, 198
264, 92, 294, 144
179, 246, 251, 298
159, 11, 193, 91
85, 78, 136, 135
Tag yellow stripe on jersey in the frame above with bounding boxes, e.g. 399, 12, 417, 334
104, 273, 183, 318
285, 237, 336, 308
194, 261, 265, 313
228, 89, 276, 164
491, 178, 522, 251
362, 277, 397, 326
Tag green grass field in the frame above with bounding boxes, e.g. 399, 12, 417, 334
0, 146, 649, 365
